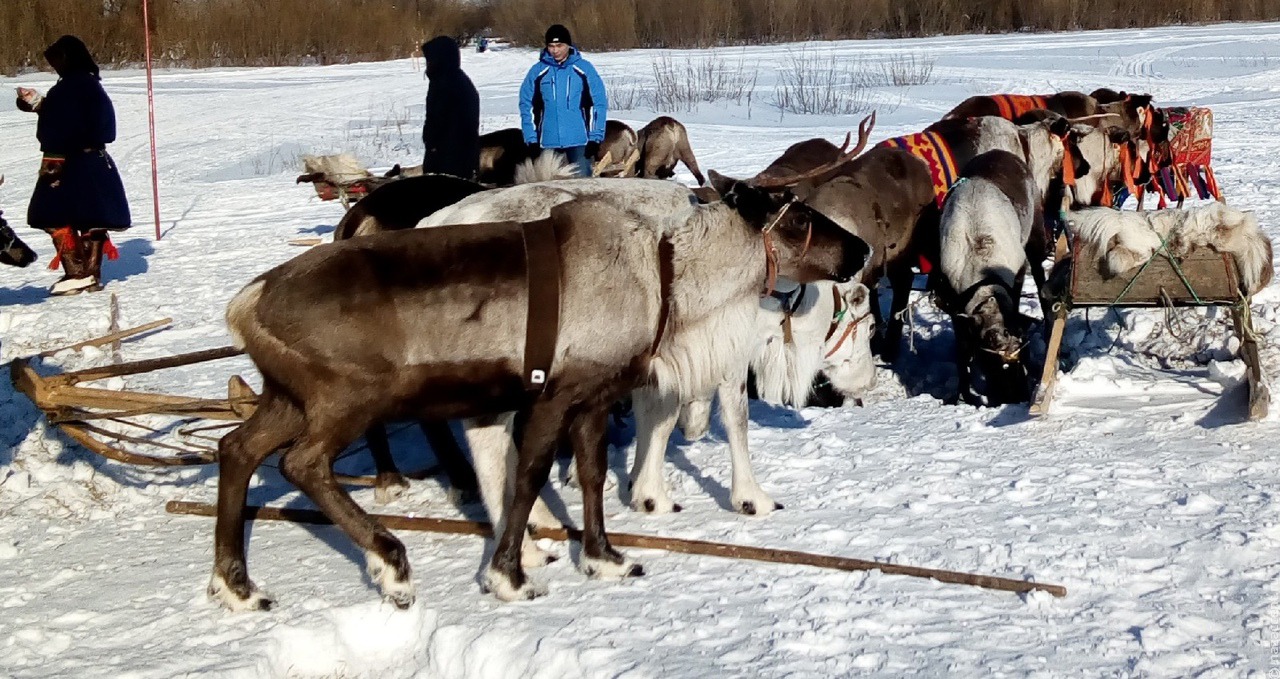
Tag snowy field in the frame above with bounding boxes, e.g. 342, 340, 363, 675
3, 22, 1280, 678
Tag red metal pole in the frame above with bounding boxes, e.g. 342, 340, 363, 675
142, 0, 162, 240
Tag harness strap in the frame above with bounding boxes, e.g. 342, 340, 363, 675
824, 283, 846, 342
650, 237, 675, 356
522, 218, 561, 391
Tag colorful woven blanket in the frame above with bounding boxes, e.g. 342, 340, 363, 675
991, 94, 1049, 120
1154, 106, 1222, 204
877, 131, 960, 208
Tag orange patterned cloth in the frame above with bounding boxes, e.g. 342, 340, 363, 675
991, 94, 1049, 120
877, 131, 960, 208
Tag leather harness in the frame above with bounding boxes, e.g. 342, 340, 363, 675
520, 220, 674, 392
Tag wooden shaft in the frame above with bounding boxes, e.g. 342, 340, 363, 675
57, 346, 243, 385
165, 501, 1067, 598
38, 318, 173, 358
61, 424, 215, 466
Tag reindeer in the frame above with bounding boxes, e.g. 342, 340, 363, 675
594, 119, 641, 177
476, 128, 532, 186
944, 91, 1156, 140
0, 178, 38, 269
935, 151, 1044, 406
416, 117, 875, 519
634, 116, 706, 185
211, 173, 871, 610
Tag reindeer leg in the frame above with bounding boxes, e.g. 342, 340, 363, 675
419, 419, 478, 503
718, 377, 780, 516
629, 387, 682, 514
880, 267, 915, 363
463, 413, 559, 569
279, 415, 416, 609
573, 404, 643, 580
482, 400, 563, 601
366, 424, 409, 505
209, 386, 303, 612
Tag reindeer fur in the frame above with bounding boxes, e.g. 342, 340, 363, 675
1068, 202, 1274, 295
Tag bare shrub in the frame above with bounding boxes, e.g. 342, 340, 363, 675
875, 53, 936, 87
771, 49, 874, 116
650, 52, 758, 113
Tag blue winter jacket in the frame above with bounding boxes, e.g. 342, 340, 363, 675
519, 48, 607, 149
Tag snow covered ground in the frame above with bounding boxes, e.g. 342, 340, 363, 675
3, 22, 1280, 678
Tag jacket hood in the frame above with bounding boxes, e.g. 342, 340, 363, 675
45, 35, 99, 80
422, 36, 461, 76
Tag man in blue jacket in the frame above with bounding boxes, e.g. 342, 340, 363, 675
518, 25, 607, 177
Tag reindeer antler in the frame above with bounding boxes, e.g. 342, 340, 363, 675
750, 111, 876, 190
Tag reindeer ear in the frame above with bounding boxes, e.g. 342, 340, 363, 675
723, 181, 773, 226
789, 180, 816, 203
1049, 117, 1071, 137
1130, 94, 1153, 109
1106, 126, 1131, 144
707, 169, 737, 197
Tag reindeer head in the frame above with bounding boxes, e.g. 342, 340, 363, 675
710, 172, 871, 285
709, 113, 878, 286
0, 213, 38, 268
956, 286, 1031, 406
822, 282, 877, 398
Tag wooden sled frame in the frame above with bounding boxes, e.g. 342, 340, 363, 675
9, 326, 441, 485
1031, 234, 1270, 421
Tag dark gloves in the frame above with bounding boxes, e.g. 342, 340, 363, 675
525, 142, 541, 158
585, 141, 600, 158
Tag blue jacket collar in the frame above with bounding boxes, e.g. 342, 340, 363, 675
540, 47, 581, 68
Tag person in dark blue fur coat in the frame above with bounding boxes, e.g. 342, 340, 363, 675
17, 35, 131, 295
421, 36, 480, 180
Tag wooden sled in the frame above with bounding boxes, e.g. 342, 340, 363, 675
9, 325, 440, 485
1031, 234, 1269, 421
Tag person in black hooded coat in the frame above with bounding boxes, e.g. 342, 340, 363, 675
421, 36, 480, 180
18, 35, 131, 295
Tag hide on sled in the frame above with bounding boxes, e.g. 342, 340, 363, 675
1031, 213, 1271, 421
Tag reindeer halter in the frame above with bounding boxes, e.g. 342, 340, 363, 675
760, 197, 805, 299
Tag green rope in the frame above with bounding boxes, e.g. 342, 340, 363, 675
1106, 229, 1204, 309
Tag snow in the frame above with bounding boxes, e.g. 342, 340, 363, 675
3, 21, 1280, 678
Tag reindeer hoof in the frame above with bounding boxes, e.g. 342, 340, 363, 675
521, 541, 559, 569
581, 553, 644, 580
366, 550, 415, 609
384, 590, 415, 610
635, 495, 680, 514
374, 478, 410, 505
733, 490, 779, 517
208, 572, 274, 613
483, 568, 547, 602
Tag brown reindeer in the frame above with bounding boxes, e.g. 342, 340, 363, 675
210, 177, 870, 610
945, 91, 1156, 140
729, 114, 1102, 361
635, 116, 706, 185
593, 119, 641, 177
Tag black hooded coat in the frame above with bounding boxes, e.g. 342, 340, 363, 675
421, 36, 480, 179
26, 35, 131, 232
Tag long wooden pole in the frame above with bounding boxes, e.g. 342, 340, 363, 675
37, 318, 172, 357
55, 346, 243, 385
165, 501, 1067, 598
142, 0, 162, 240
